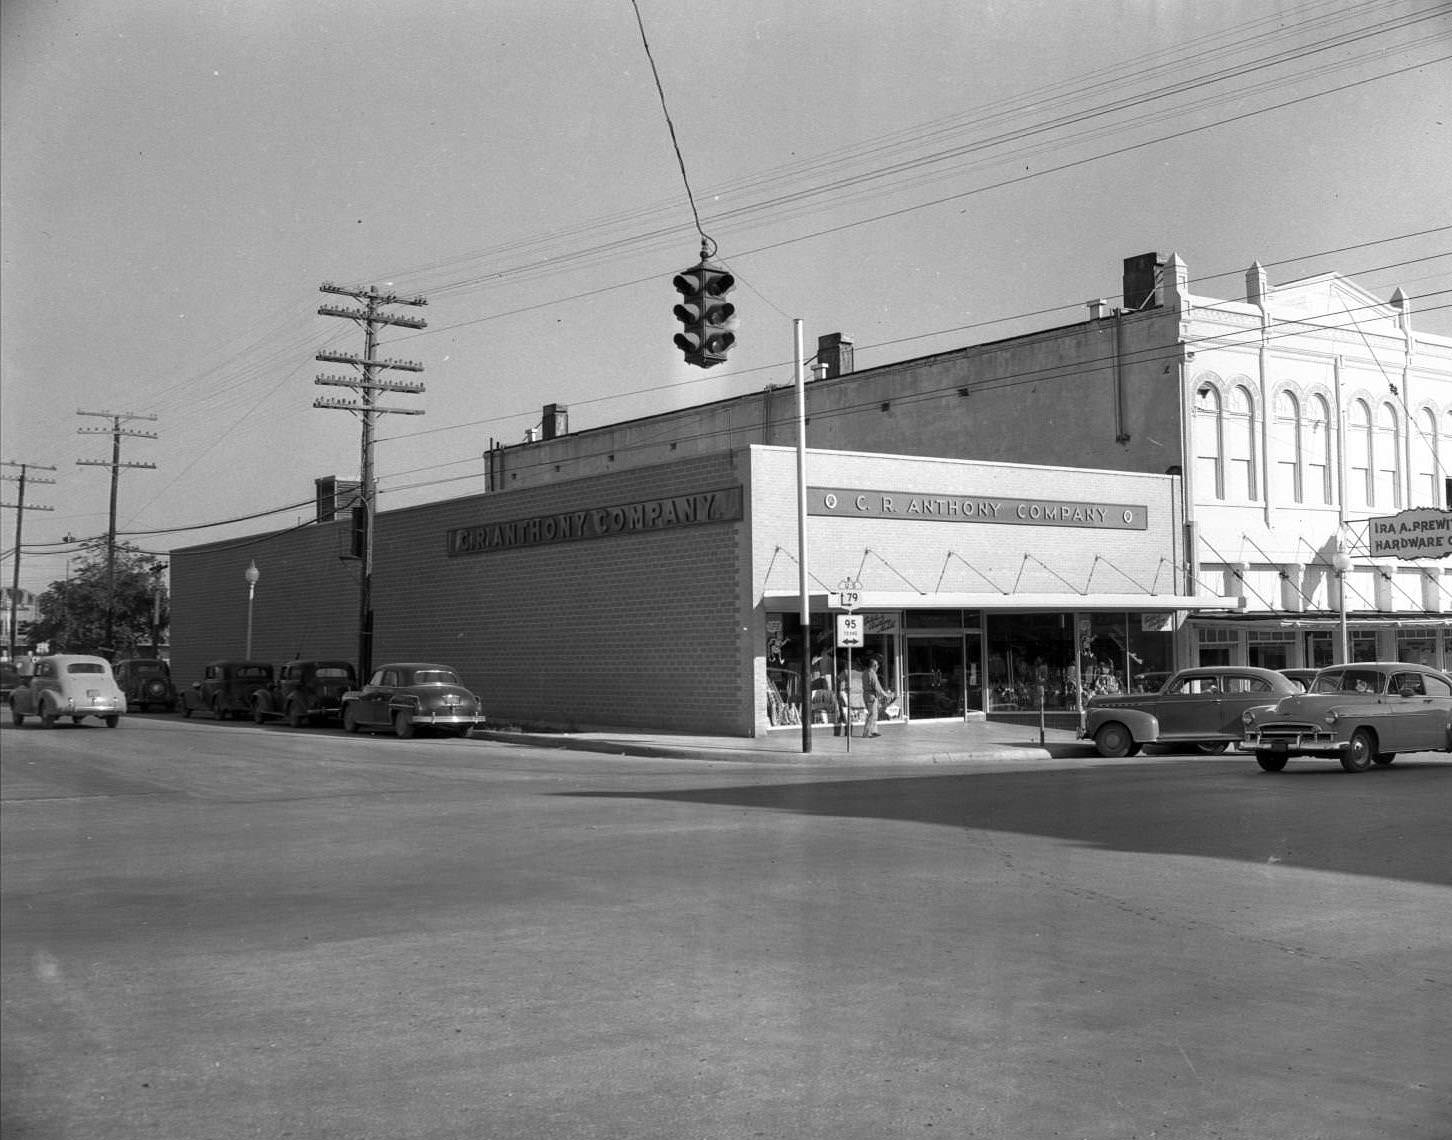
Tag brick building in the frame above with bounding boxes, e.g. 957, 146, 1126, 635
170, 447, 1229, 735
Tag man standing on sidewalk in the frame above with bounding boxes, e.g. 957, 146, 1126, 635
863, 654, 893, 738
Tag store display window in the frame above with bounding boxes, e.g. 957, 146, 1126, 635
765, 611, 902, 728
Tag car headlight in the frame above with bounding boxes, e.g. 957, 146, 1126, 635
1242, 710, 1255, 725
1323, 711, 1338, 725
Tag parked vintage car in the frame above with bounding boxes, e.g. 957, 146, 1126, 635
9, 654, 126, 728
113, 658, 178, 712
178, 660, 275, 720
251, 659, 357, 727
1083, 665, 1298, 757
1278, 667, 1320, 693
340, 662, 486, 739
0, 659, 20, 704
1241, 661, 1452, 772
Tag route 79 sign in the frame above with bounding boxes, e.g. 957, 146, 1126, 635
827, 590, 861, 610
837, 614, 864, 647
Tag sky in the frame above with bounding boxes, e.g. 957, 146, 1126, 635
3, 0, 1450, 599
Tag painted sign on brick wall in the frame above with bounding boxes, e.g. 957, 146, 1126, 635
809, 487, 1147, 530
446, 486, 744, 555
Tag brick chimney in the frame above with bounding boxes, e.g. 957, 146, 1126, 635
541, 403, 568, 440
1122, 253, 1164, 311
816, 332, 854, 378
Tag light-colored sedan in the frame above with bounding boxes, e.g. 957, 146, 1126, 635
1083, 666, 1298, 757
9, 654, 127, 728
1241, 662, 1452, 772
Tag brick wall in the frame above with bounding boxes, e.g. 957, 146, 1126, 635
170, 520, 359, 689
172, 453, 753, 734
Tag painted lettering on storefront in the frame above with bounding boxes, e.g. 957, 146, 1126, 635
446, 486, 744, 555
812, 488, 1147, 530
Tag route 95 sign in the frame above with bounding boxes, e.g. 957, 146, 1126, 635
837, 614, 864, 647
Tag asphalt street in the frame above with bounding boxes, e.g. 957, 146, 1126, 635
2, 715, 1449, 1140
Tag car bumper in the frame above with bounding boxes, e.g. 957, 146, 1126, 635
1242, 728, 1346, 755
412, 712, 486, 726
60, 698, 126, 716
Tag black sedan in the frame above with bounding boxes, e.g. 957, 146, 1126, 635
1082, 666, 1298, 757
340, 662, 486, 739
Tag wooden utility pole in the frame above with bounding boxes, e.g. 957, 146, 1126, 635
314, 283, 427, 680
77, 411, 157, 655
1, 461, 57, 656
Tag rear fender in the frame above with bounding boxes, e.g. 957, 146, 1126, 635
1092, 708, 1160, 743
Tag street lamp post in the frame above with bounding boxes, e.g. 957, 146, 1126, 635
1331, 547, 1352, 664
244, 560, 260, 659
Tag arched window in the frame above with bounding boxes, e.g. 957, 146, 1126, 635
1272, 390, 1302, 503
1412, 407, 1439, 506
1306, 394, 1333, 505
1348, 399, 1373, 507
1374, 401, 1402, 509
1193, 383, 1223, 500
1225, 384, 1257, 500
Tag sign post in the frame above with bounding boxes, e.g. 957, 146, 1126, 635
835, 582, 863, 753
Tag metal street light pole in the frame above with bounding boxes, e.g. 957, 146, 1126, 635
244, 560, 260, 658
1332, 546, 1352, 664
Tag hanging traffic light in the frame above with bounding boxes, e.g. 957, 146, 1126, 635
673, 257, 736, 368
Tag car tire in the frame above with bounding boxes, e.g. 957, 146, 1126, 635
1373, 752, 1396, 766
1195, 741, 1231, 754
181, 700, 193, 718
449, 724, 472, 738
11, 706, 24, 727
40, 704, 57, 729
1341, 728, 1376, 773
215, 700, 229, 721
342, 705, 362, 734
252, 699, 268, 725
1255, 750, 1287, 772
1093, 722, 1134, 758
285, 701, 306, 729
104, 715, 119, 728
393, 710, 416, 739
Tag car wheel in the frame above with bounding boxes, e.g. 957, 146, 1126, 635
1255, 750, 1287, 772
11, 706, 24, 727
285, 700, 306, 729
251, 698, 267, 725
342, 705, 362, 734
449, 724, 472, 738
1195, 741, 1231, 755
215, 700, 230, 721
104, 715, 119, 728
40, 704, 57, 729
1373, 752, 1396, 766
1093, 722, 1134, 758
1340, 728, 1376, 773
393, 710, 416, 739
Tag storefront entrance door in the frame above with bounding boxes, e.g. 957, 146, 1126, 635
905, 633, 983, 720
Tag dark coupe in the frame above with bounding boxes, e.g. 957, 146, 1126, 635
340, 662, 486, 739
1083, 666, 1298, 757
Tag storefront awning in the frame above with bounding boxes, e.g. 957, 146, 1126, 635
762, 591, 1245, 613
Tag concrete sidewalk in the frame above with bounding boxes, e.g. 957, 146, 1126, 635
477, 717, 1096, 765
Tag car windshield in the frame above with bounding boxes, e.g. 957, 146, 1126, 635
66, 663, 106, 674
133, 662, 165, 673
1311, 669, 1384, 695
316, 667, 351, 679
236, 667, 271, 680
410, 670, 460, 685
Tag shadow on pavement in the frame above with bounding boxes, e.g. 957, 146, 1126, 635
568, 759, 1452, 887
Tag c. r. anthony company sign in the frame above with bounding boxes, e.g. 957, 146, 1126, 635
447, 486, 743, 555
809, 487, 1147, 530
